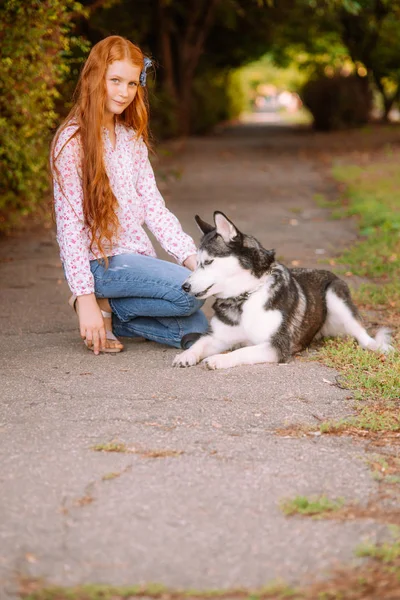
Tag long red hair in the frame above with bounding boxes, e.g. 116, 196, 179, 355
51, 36, 150, 258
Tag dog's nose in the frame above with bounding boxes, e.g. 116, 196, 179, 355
182, 281, 191, 293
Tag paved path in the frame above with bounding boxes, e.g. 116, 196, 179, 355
1, 121, 398, 598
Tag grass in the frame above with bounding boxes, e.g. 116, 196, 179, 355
307, 148, 400, 435
313, 192, 341, 210
355, 281, 400, 311
91, 441, 184, 459
367, 454, 400, 485
314, 338, 400, 402
280, 495, 345, 518
18, 581, 300, 600
101, 472, 122, 481
356, 528, 400, 563
330, 156, 400, 282
18, 534, 400, 599
91, 441, 131, 453
308, 337, 400, 433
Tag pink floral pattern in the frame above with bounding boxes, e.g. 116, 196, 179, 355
52, 122, 196, 296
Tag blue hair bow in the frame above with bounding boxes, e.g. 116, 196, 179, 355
140, 57, 152, 87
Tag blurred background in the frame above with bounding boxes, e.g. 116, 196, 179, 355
1, 0, 400, 233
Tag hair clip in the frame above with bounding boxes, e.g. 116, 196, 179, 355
140, 57, 152, 87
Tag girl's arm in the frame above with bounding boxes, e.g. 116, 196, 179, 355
53, 133, 95, 297
53, 133, 106, 353
137, 140, 198, 266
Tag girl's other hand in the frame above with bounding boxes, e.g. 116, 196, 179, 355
183, 254, 197, 271
76, 294, 106, 355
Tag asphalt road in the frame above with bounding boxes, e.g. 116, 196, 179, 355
1, 120, 398, 598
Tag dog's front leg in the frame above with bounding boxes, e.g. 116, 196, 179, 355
203, 342, 280, 370
173, 335, 232, 368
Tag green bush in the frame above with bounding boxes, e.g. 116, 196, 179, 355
148, 86, 180, 141
0, 0, 87, 231
301, 73, 372, 131
190, 70, 245, 135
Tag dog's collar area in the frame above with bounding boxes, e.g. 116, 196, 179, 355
223, 278, 268, 302
214, 269, 273, 302
243, 271, 273, 298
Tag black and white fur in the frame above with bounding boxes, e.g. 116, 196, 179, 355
173, 211, 393, 370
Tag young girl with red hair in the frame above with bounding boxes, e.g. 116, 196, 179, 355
51, 36, 207, 355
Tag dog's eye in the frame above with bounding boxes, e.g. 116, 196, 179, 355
204, 259, 214, 266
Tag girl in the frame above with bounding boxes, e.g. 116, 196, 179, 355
51, 36, 208, 355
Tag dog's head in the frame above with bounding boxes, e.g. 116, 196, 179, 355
182, 212, 275, 299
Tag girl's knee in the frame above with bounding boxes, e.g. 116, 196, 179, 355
180, 292, 204, 316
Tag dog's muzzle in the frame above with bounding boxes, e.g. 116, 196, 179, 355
182, 281, 213, 298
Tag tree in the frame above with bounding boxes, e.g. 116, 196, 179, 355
0, 0, 88, 229
268, 0, 400, 121
337, 0, 400, 119
74, 0, 278, 135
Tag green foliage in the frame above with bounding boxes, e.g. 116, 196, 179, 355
310, 150, 400, 431
302, 73, 372, 130
190, 70, 245, 135
269, 0, 400, 119
280, 495, 345, 517
0, 0, 88, 231
233, 53, 307, 112
148, 87, 179, 141
314, 337, 400, 404
356, 528, 400, 562
331, 158, 400, 279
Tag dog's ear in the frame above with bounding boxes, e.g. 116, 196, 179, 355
214, 211, 240, 244
266, 249, 275, 261
195, 215, 214, 235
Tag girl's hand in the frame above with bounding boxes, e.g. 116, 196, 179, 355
76, 294, 106, 355
183, 254, 197, 271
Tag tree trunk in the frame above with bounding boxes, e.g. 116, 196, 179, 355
157, 0, 221, 136
157, 1, 178, 102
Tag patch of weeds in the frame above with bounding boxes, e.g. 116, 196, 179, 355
275, 423, 400, 447
101, 465, 131, 482
139, 449, 184, 459
319, 406, 400, 435
313, 193, 341, 209
101, 472, 121, 481
313, 338, 400, 404
280, 495, 344, 518
16, 530, 400, 599
306, 148, 400, 446
329, 154, 400, 282
303, 547, 400, 598
91, 441, 184, 459
19, 582, 170, 600
91, 441, 131, 453
356, 527, 400, 563
355, 281, 400, 312
18, 580, 300, 600
367, 454, 400, 485
337, 231, 400, 279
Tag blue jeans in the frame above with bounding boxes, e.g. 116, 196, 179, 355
90, 254, 208, 349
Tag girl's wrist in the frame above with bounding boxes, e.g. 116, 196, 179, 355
76, 293, 97, 306
183, 254, 197, 271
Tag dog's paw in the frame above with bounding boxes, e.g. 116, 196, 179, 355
172, 349, 200, 368
203, 354, 231, 370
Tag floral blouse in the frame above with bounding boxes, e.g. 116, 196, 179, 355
52, 121, 196, 296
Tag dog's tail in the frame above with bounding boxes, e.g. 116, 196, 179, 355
367, 327, 394, 354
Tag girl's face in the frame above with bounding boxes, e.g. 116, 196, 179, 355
104, 59, 141, 121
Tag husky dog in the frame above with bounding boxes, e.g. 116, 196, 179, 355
173, 211, 393, 370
